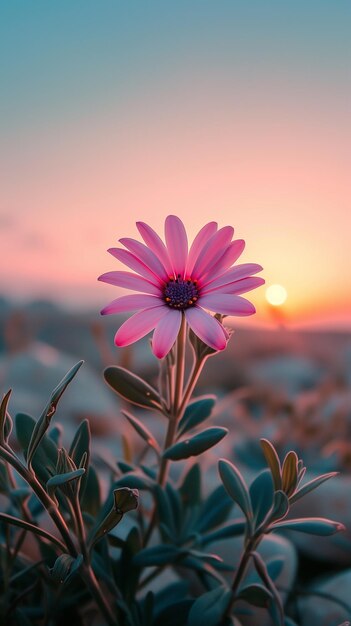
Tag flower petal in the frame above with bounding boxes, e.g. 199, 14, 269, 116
202, 263, 263, 291
207, 276, 265, 296
191, 226, 234, 281
108, 248, 162, 284
98, 271, 161, 295
165, 215, 188, 278
199, 294, 256, 316
136, 221, 173, 275
114, 306, 168, 347
119, 237, 169, 281
186, 221, 218, 276
185, 306, 227, 351
152, 309, 182, 358
101, 294, 161, 315
202, 239, 245, 282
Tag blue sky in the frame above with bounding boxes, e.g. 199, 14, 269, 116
1, 1, 350, 130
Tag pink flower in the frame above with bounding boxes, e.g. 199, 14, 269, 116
98, 216, 264, 359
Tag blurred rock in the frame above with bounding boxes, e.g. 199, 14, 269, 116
0, 340, 119, 441
249, 355, 322, 396
298, 569, 351, 626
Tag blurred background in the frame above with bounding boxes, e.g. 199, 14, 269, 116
1, 0, 351, 596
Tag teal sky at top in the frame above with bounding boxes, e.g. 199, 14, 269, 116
1, 1, 351, 325
1, 0, 350, 131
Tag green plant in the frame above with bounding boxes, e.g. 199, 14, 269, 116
0, 328, 345, 625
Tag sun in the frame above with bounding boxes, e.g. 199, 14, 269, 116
265, 284, 288, 306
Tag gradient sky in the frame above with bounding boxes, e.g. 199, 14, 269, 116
1, 1, 350, 328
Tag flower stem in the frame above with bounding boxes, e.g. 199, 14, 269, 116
82, 563, 118, 626
172, 315, 187, 415
158, 315, 187, 487
142, 321, 210, 551
72, 495, 89, 563
222, 535, 260, 621
177, 355, 207, 418
142, 318, 188, 547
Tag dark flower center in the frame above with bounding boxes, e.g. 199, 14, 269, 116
164, 276, 199, 309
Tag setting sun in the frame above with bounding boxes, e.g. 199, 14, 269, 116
265, 284, 288, 307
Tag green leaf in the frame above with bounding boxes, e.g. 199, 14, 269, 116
163, 427, 228, 460
46, 468, 85, 501
281, 451, 298, 497
260, 439, 282, 490
88, 510, 123, 549
153, 485, 176, 535
27, 361, 83, 468
116, 472, 155, 490
218, 459, 253, 527
118, 460, 135, 473
49, 553, 76, 584
80, 466, 101, 516
181, 555, 225, 583
0, 389, 12, 445
134, 545, 184, 567
154, 599, 193, 626
197, 485, 233, 533
52, 361, 84, 405
165, 483, 182, 532
238, 583, 273, 608
107, 534, 126, 549
289, 472, 338, 505
50, 553, 83, 585
187, 549, 226, 570
118, 526, 142, 601
188, 585, 232, 626
297, 460, 306, 485
69, 419, 91, 479
88, 487, 138, 549
252, 552, 284, 626
153, 581, 189, 614
177, 396, 216, 437
15, 412, 58, 482
249, 470, 275, 529
201, 520, 246, 545
0, 512, 66, 551
122, 410, 161, 456
104, 366, 162, 411
179, 463, 202, 505
270, 490, 289, 523
49, 425, 62, 447
273, 517, 345, 536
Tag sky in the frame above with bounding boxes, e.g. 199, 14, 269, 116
1, 1, 350, 329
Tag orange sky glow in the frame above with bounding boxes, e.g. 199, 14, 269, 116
1, 2, 350, 330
